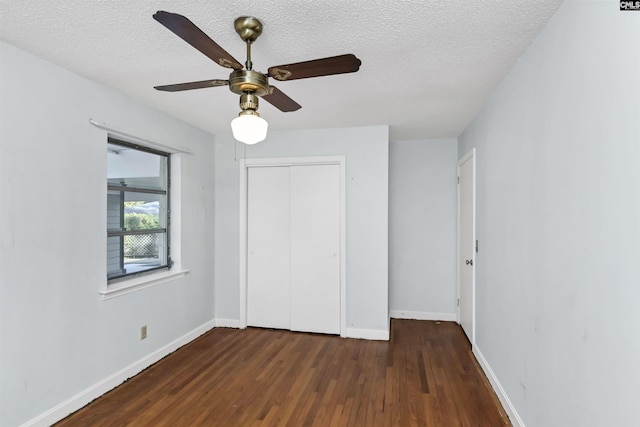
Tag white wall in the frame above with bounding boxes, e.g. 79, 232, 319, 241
0, 42, 216, 426
389, 139, 458, 319
458, 2, 640, 426
214, 127, 389, 336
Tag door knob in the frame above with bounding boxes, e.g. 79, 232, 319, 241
465, 259, 473, 266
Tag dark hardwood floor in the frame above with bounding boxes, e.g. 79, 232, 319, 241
55, 319, 510, 426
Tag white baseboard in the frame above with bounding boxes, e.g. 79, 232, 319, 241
390, 310, 457, 322
343, 327, 389, 341
473, 346, 525, 427
21, 319, 217, 427
214, 318, 242, 328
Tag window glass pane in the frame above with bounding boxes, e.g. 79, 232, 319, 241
123, 232, 167, 274
124, 193, 166, 231
107, 190, 167, 231
107, 233, 167, 280
107, 142, 167, 191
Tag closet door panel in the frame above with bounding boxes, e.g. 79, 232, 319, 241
247, 166, 291, 329
290, 164, 341, 334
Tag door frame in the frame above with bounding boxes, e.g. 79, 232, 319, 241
239, 156, 347, 336
457, 148, 476, 346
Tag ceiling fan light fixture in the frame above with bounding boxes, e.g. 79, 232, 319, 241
231, 110, 268, 145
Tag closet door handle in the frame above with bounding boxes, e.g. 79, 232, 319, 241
465, 259, 473, 266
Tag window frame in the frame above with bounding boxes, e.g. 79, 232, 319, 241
106, 137, 172, 283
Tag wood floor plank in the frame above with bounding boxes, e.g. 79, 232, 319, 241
55, 320, 510, 427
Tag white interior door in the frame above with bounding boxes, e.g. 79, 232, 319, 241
458, 150, 475, 344
290, 164, 341, 334
247, 166, 290, 329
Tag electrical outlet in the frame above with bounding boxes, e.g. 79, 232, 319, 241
140, 325, 147, 340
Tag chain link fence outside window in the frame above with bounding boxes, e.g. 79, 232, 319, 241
124, 234, 159, 258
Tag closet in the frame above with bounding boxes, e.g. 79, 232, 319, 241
246, 163, 341, 335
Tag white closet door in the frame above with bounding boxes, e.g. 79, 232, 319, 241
247, 166, 291, 329
289, 164, 341, 334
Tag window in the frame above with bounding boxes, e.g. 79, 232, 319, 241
107, 138, 171, 281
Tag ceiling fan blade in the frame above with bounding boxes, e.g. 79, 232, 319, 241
154, 79, 229, 92
268, 54, 361, 82
261, 86, 301, 112
153, 11, 243, 70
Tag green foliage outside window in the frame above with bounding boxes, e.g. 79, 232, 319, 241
125, 213, 160, 230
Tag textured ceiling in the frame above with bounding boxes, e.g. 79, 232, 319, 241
0, 0, 563, 140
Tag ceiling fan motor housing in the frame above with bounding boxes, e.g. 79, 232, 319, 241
229, 70, 270, 97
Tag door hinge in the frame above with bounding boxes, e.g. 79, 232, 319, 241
476, 240, 479, 253
457, 298, 460, 307
457, 176, 460, 184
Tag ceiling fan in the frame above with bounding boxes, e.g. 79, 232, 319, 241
152, 11, 362, 144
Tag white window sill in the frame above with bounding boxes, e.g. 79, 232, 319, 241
100, 269, 189, 300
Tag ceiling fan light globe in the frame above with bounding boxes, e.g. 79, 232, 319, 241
231, 113, 268, 145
